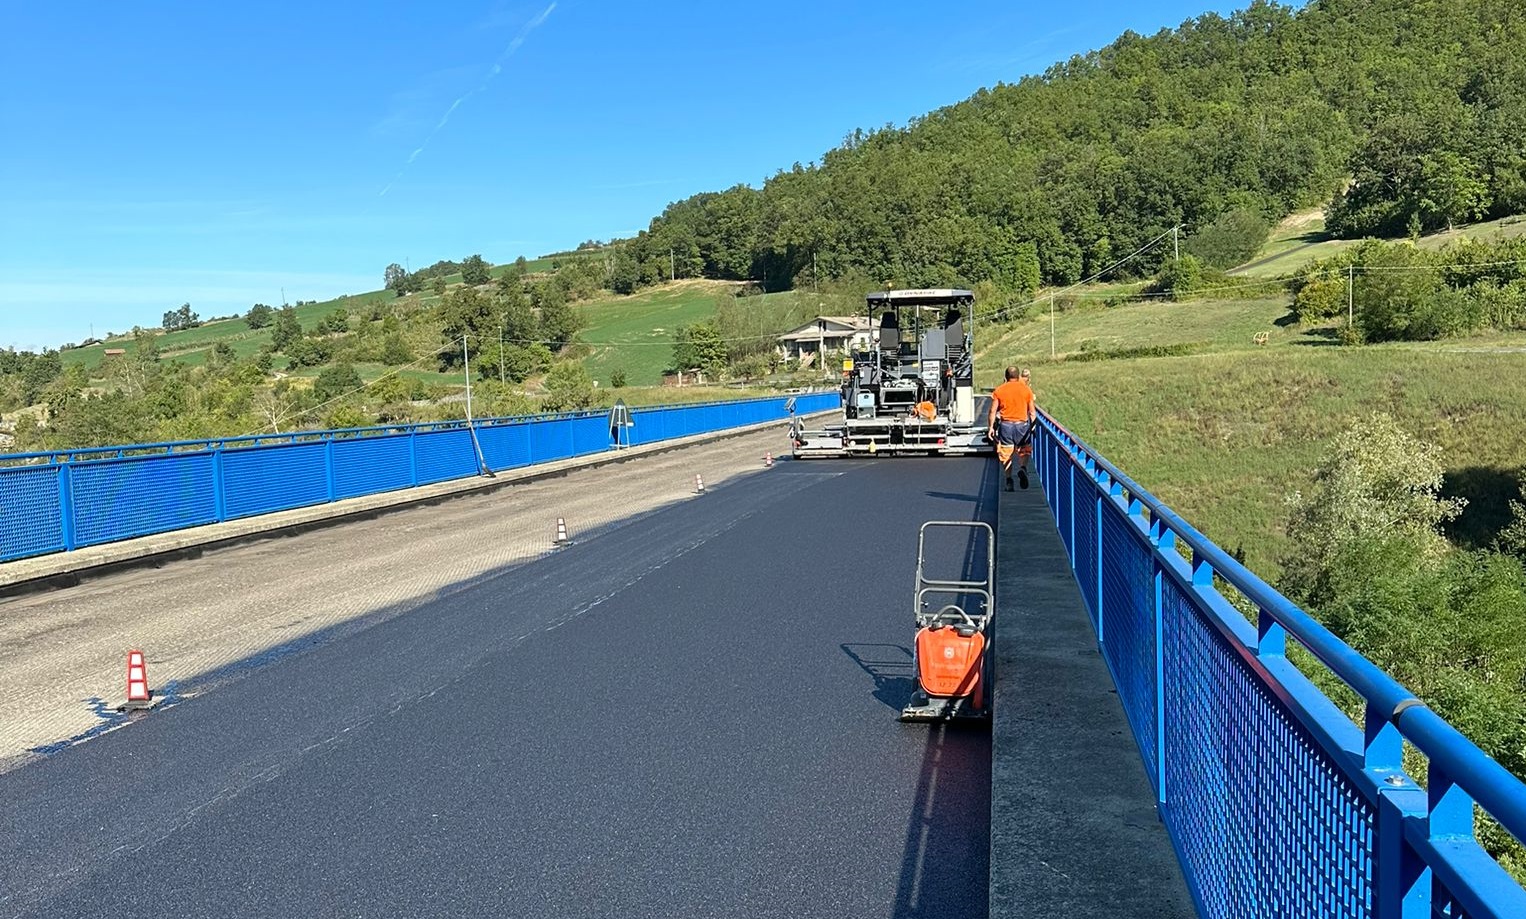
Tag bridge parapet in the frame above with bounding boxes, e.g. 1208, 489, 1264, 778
1032, 409, 1526, 919
0, 393, 838, 564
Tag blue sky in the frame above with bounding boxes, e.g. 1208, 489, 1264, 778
0, 0, 1249, 350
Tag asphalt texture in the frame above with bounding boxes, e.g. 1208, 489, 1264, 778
0, 425, 802, 767
988, 471, 1194, 917
1, 456, 998, 919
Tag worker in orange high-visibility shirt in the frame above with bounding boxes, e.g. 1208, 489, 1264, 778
987, 366, 1036, 491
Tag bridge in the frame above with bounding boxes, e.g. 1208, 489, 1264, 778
0, 395, 1522, 918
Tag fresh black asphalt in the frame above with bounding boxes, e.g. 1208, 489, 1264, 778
1, 457, 998, 918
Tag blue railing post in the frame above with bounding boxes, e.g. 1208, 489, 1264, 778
57, 458, 76, 551
1366, 701, 1429, 919
1067, 458, 1077, 572
212, 443, 227, 522
1152, 522, 1174, 806
324, 437, 337, 502
407, 428, 419, 487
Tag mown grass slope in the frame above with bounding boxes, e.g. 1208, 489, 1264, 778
979, 292, 1526, 576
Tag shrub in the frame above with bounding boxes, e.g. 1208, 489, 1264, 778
1281, 412, 1464, 606
541, 361, 595, 412
1184, 208, 1272, 270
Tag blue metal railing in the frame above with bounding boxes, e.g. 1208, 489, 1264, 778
0, 392, 839, 564
1033, 409, 1526, 919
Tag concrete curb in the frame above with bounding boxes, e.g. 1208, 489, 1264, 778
986, 476, 1194, 918
0, 410, 831, 598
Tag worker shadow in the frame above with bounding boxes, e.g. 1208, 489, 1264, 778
840, 643, 915, 711
924, 490, 979, 502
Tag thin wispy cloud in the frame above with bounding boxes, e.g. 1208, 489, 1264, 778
380, 2, 557, 197
935, 25, 1090, 76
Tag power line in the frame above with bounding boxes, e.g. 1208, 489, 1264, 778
981, 226, 1178, 325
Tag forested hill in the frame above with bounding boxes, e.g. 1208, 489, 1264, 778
609, 0, 1526, 293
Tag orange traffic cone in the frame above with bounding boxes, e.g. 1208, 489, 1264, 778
555, 517, 570, 545
694, 474, 705, 494
122, 650, 153, 711
764, 453, 774, 467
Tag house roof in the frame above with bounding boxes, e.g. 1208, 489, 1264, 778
777, 316, 873, 342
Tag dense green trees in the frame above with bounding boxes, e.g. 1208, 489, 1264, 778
245, 304, 274, 329
1291, 237, 1526, 340
384, 255, 495, 297
606, 0, 1524, 295
161, 303, 200, 332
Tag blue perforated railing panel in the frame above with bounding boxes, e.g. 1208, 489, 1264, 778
0, 465, 63, 560
413, 429, 477, 485
71, 453, 218, 546
570, 416, 610, 456
223, 442, 330, 519
0, 394, 839, 563
1099, 500, 1160, 787
476, 423, 533, 471
1161, 575, 1375, 919
332, 435, 414, 500
1073, 477, 1099, 626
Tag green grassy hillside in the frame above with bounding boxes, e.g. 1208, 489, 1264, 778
1233, 209, 1526, 279
979, 290, 1526, 575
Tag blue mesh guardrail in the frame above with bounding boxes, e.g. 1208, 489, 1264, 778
0, 392, 839, 563
1032, 409, 1526, 919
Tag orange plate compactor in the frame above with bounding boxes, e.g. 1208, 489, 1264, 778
901, 521, 995, 723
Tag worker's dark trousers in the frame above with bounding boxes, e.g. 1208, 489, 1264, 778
996, 420, 1032, 476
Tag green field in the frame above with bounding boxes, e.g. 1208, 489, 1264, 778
577, 282, 819, 386
576, 282, 734, 386
1233, 209, 1526, 279
979, 290, 1526, 576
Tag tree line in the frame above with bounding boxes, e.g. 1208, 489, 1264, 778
1292, 236, 1526, 341
604, 0, 1525, 296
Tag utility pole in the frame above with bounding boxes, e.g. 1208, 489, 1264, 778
463, 335, 474, 422
813, 251, 819, 293
819, 318, 826, 381
1173, 225, 1180, 264
499, 323, 506, 385
1043, 293, 1055, 357
462, 333, 493, 477
670, 248, 675, 282
1347, 265, 1354, 327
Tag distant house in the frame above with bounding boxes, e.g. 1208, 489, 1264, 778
103, 348, 127, 357
663, 368, 708, 387
776, 316, 872, 365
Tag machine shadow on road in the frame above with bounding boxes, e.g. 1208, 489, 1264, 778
890, 722, 992, 919
840, 643, 916, 711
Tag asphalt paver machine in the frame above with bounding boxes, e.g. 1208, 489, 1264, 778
901, 521, 995, 723
791, 289, 994, 458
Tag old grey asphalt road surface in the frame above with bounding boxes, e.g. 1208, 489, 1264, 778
1, 454, 996, 919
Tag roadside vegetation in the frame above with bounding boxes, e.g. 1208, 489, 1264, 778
980, 264, 1526, 869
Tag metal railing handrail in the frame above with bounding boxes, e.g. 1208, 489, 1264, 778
0, 391, 822, 468
1037, 407, 1526, 842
